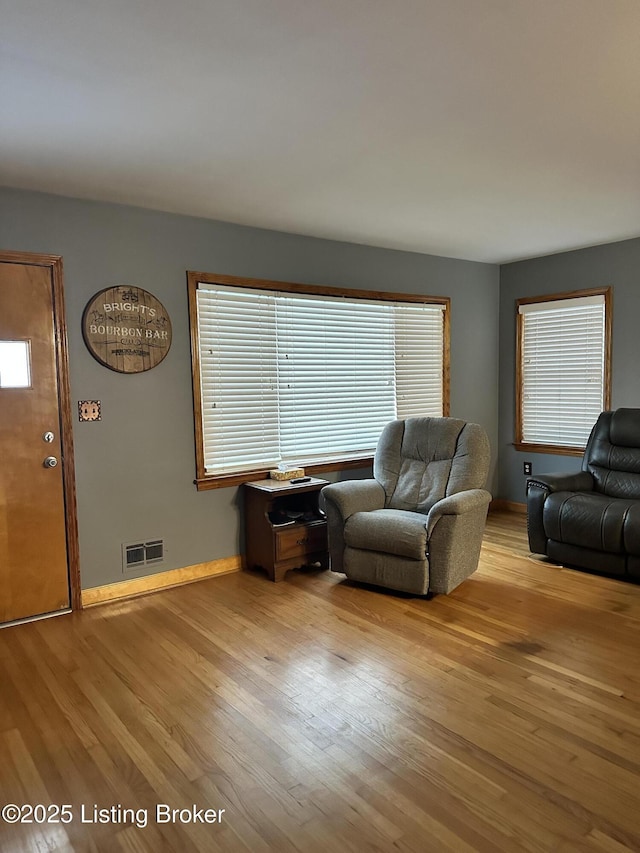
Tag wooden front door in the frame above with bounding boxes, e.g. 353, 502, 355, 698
0, 252, 79, 624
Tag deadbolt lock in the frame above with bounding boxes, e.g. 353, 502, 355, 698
43, 431, 55, 443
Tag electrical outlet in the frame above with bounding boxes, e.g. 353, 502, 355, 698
78, 400, 101, 422
523, 461, 532, 475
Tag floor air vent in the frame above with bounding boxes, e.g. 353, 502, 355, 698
123, 539, 164, 572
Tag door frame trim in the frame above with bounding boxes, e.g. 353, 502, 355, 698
0, 250, 81, 610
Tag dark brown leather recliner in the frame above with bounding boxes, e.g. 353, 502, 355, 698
527, 408, 640, 580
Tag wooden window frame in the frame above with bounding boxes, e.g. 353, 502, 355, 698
188, 271, 450, 490
515, 286, 612, 456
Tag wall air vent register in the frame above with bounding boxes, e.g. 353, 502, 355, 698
122, 539, 164, 572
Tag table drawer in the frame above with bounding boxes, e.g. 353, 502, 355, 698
275, 522, 327, 562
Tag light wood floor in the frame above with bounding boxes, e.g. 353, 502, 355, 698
2, 512, 640, 852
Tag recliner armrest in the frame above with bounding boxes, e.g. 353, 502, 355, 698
424, 489, 492, 594
425, 489, 492, 536
322, 479, 385, 522
526, 470, 593, 555
323, 479, 386, 576
527, 471, 594, 494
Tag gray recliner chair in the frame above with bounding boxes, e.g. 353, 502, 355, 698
322, 417, 492, 595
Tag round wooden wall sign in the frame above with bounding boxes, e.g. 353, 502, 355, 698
82, 286, 172, 373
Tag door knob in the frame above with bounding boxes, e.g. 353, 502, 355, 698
43, 456, 58, 468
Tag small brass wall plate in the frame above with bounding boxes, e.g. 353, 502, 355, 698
78, 400, 101, 422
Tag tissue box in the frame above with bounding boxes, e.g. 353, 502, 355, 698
269, 467, 305, 481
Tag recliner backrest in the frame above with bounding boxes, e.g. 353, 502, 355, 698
583, 408, 640, 498
373, 417, 490, 513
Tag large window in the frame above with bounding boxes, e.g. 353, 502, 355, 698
189, 272, 450, 488
516, 288, 612, 454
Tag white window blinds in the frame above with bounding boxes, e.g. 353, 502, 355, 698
196, 283, 445, 475
519, 294, 606, 447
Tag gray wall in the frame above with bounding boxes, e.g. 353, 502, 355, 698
498, 237, 640, 503
1, 187, 499, 589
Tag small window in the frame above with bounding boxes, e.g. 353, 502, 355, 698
516, 288, 612, 453
0, 340, 31, 388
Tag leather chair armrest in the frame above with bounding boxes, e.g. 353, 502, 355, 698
525, 471, 593, 555
527, 471, 594, 494
322, 479, 385, 522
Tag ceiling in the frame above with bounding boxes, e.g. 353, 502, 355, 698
1, 0, 639, 264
